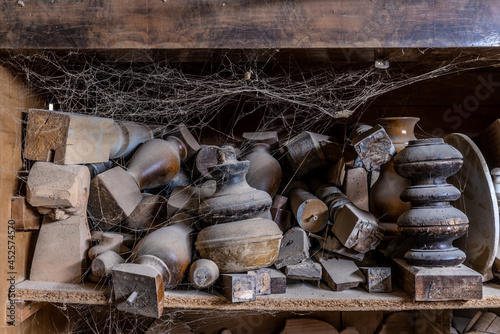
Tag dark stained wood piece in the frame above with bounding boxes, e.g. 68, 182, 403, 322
285, 259, 322, 281
392, 259, 483, 302
359, 267, 392, 293
268, 268, 287, 294
216, 274, 256, 303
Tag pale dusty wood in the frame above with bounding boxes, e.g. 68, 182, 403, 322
217, 274, 256, 303
248, 268, 271, 296
289, 187, 329, 233
359, 267, 392, 293
10, 196, 41, 231
5, 301, 46, 326
274, 227, 311, 269
12, 279, 500, 312
88, 233, 123, 260
316, 256, 365, 292
341, 311, 383, 334
0, 65, 44, 327
280, 318, 339, 334
13, 231, 34, 284
91, 250, 124, 278
344, 168, 369, 211
285, 259, 322, 281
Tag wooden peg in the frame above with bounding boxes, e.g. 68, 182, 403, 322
216, 274, 257, 303
10, 196, 41, 231
24, 109, 154, 164
189, 259, 219, 289
91, 250, 124, 278
274, 227, 311, 269
288, 186, 328, 233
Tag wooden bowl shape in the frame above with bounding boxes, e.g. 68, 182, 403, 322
195, 218, 283, 273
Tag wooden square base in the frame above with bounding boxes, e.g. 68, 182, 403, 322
392, 259, 482, 301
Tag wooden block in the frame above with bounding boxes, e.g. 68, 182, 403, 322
359, 267, 392, 293
30, 215, 91, 283
88, 166, 142, 230
189, 259, 219, 289
268, 268, 287, 294
332, 204, 384, 253
343, 168, 369, 211
248, 268, 271, 295
326, 157, 346, 187
285, 259, 322, 281
27, 162, 91, 219
123, 194, 168, 232
24, 109, 153, 164
10, 196, 41, 231
112, 263, 164, 318
274, 227, 311, 269
316, 255, 365, 291
465, 312, 500, 333
91, 250, 124, 278
351, 124, 395, 171
289, 187, 329, 233
341, 311, 383, 334
5, 301, 46, 326
216, 274, 256, 303
392, 258, 483, 301
88, 232, 124, 260
280, 318, 339, 334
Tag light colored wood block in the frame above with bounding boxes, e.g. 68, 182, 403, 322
344, 168, 369, 211
10, 196, 41, 231
316, 255, 365, 291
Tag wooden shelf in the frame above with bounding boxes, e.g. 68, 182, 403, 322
14, 280, 500, 313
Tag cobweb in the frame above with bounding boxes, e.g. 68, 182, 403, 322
1, 49, 497, 334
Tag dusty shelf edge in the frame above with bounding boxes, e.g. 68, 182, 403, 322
14, 280, 500, 312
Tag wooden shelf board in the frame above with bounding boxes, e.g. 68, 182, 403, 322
15, 280, 500, 312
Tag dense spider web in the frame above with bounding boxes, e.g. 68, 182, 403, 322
0, 50, 497, 333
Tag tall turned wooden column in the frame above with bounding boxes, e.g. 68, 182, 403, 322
391, 138, 482, 301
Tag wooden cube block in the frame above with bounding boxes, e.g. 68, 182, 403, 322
11, 196, 41, 231
316, 255, 365, 291
216, 274, 256, 303
275, 227, 311, 269
359, 267, 392, 293
248, 268, 271, 295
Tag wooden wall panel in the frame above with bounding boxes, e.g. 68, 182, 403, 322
0, 0, 500, 50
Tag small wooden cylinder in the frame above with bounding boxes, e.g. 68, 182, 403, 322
189, 259, 220, 289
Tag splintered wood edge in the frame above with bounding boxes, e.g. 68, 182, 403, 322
13, 280, 500, 312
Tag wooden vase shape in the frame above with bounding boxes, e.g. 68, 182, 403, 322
242, 143, 282, 197
393, 138, 468, 266
198, 146, 272, 224
131, 222, 193, 288
127, 137, 187, 190
369, 117, 419, 232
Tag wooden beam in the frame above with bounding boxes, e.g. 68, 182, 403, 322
0, 1, 500, 50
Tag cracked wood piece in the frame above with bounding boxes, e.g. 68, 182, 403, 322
268, 268, 287, 294
24, 109, 153, 164
285, 258, 322, 281
274, 227, 311, 269
316, 255, 365, 292
359, 267, 392, 293
343, 167, 369, 211
216, 274, 256, 303
332, 203, 384, 253
11, 196, 41, 230
392, 258, 482, 301
351, 124, 395, 171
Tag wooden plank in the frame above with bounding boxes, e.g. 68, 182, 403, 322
12, 279, 500, 312
1, 1, 500, 49
5, 301, 46, 326
10, 196, 41, 231
0, 65, 44, 327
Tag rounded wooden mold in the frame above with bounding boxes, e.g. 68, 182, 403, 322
195, 218, 283, 273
